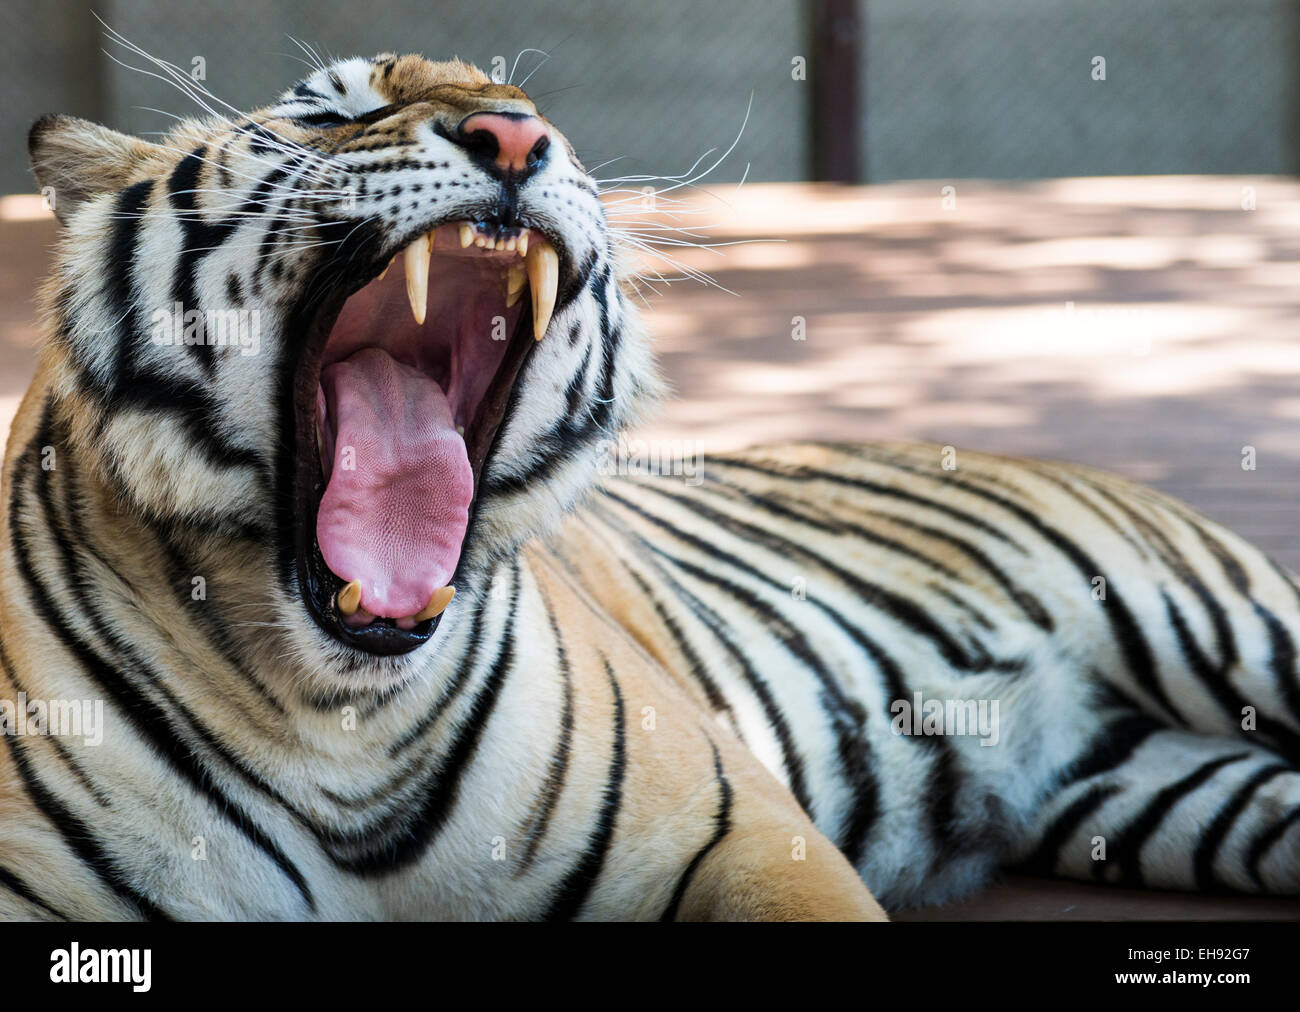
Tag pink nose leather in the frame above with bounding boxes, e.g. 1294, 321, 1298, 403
460, 113, 549, 174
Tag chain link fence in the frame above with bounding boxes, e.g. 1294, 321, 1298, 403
1, 0, 807, 193
1, 0, 1296, 193
865, 0, 1297, 181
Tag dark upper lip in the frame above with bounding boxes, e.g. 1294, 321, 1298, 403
279, 214, 556, 657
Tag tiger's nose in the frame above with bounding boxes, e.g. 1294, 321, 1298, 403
457, 112, 551, 178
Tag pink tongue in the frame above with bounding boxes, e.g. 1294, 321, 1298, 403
316, 348, 472, 618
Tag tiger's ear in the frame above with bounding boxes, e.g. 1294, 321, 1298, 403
28, 114, 165, 224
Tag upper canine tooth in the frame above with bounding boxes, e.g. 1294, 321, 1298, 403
404, 232, 432, 325
459, 223, 474, 248
414, 586, 455, 622
526, 240, 558, 341
337, 579, 363, 617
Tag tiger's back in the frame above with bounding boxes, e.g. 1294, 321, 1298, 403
545, 441, 1300, 907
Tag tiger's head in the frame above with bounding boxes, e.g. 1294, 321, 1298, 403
28, 53, 658, 687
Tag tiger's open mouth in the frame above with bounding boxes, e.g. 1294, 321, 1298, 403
290, 220, 558, 655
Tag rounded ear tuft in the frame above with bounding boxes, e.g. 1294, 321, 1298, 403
28, 114, 163, 224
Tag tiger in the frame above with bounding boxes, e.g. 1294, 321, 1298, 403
1, 49, 1297, 922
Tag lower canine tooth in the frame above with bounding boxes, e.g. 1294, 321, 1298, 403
526, 240, 558, 341
337, 579, 363, 617
404, 231, 432, 325
506, 263, 526, 307
414, 586, 455, 622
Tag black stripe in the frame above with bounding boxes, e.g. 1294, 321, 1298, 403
518, 593, 576, 871
619, 563, 740, 730
1163, 592, 1300, 763
601, 490, 968, 870
293, 111, 351, 128
105, 179, 154, 392
168, 148, 294, 373
872, 512, 1054, 631
704, 470, 1054, 632
103, 371, 267, 477
844, 451, 1182, 722
0, 729, 165, 920
1252, 600, 1300, 729
1245, 804, 1300, 887
10, 406, 315, 911
0, 630, 112, 807
0, 863, 69, 920
1181, 521, 1300, 728
388, 594, 493, 756
1021, 783, 1123, 876
712, 455, 1027, 548
1060, 708, 1165, 787
1027, 465, 1152, 559
606, 482, 1003, 673
595, 504, 903, 864
626, 532, 879, 861
154, 529, 286, 717
544, 658, 626, 920
700, 473, 966, 583
1194, 762, 1289, 891
1107, 752, 1250, 886
342, 568, 521, 872
660, 738, 733, 921
591, 513, 814, 817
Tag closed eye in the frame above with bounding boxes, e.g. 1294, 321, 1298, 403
292, 104, 401, 129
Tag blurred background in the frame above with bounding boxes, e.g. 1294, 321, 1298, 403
1, 0, 1299, 920
1, 0, 1299, 190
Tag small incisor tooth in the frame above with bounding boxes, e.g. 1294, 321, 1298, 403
517, 229, 529, 257
414, 586, 455, 622
526, 240, 558, 340
337, 579, 363, 617
459, 222, 474, 248
377, 254, 394, 281
404, 231, 432, 325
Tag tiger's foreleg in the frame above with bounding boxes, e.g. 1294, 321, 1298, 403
1015, 724, 1300, 894
666, 745, 888, 922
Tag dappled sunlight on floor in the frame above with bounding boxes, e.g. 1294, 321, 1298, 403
618, 178, 1300, 568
